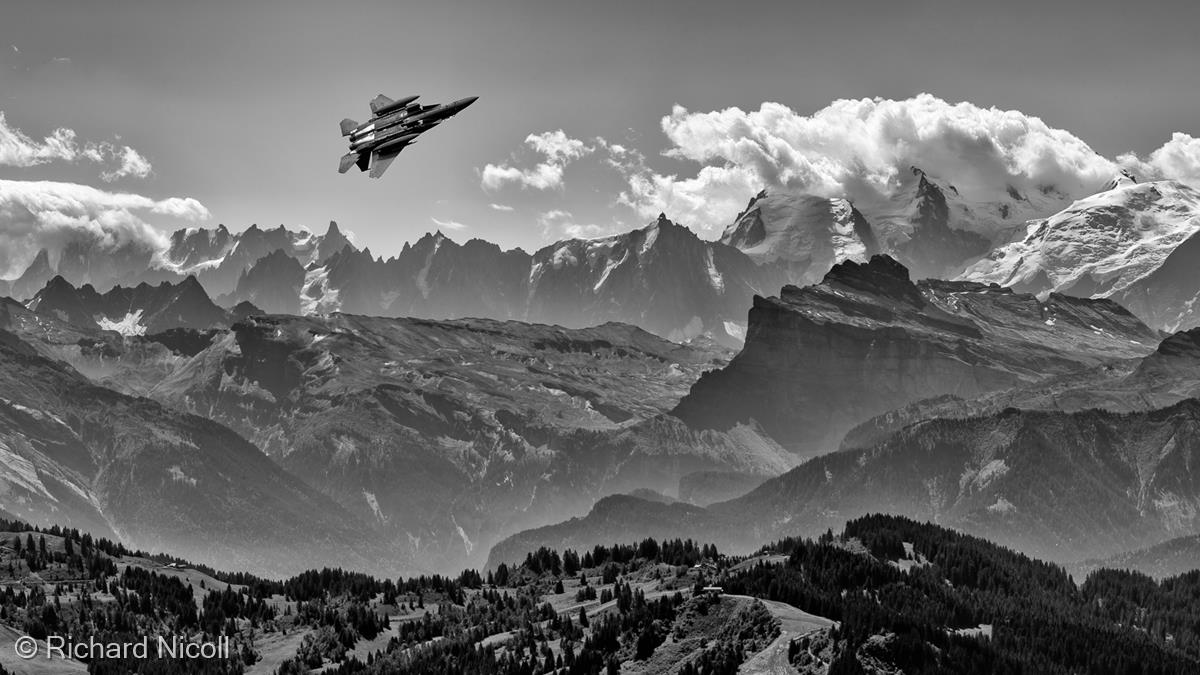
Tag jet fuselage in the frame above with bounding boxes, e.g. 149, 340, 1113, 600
338, 94, 478, 178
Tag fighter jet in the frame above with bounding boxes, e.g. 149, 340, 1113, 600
338, 94, 478, 178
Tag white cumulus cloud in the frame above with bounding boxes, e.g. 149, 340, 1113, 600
431, 216, 468, 231
616, 94, 1127, 232
488, 202, 514, 212
537, 209, 618, 241
100, 145, 153, 182
488, 95, 1200, 239
0, 179, 208, 278
0, 112, 153, 181
1118, 132, 1200, 188
481, 130, 593, 191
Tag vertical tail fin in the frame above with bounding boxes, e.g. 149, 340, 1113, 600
370, 95, 396, 114
339, 118, 359, 136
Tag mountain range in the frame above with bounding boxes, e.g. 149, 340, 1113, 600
12, 251, 1175, 576
0, 295, 794, 573
491, 395, 1200, 569
26, 274, 232, 335
5, 164, 1200, 582
0, 169, 1193, 348
489, 256, 1200, 569
3, 215, 791, 348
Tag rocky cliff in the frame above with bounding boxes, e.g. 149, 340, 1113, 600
673, 255, 1160, 456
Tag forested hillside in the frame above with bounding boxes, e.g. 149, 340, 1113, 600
2, 515, 1199, 673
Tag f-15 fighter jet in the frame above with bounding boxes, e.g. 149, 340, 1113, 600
338, 94, 478, 178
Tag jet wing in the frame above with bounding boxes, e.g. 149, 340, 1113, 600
370, 94, 396, 114
369, 149, 402, 178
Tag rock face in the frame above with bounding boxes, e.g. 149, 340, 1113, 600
1135, 327, 1200, 376
166, 224, 236, 270
224, 249, 306, 314
672, 255, 1160, 456
25, 275, 230, 335
2, 221, 358, 302
7, 249, 56, 301
308, 231, 531, 320
314, 220, 353, 263
889, 169, 991, 280
141, 314, 792, 573
52, 237, 164, 294
0, 331, 384, 576
164, 222, 342, 297
719, 191, 878, 285
841, 326, 1200, 451
863, 167, 1071, 255
233, 216, 785, 347
526, 215, 781, 344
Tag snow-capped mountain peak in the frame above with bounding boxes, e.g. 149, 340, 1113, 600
959, 179, 1200, 301
719, 190, 878, 285
1100, 169, 1138, 192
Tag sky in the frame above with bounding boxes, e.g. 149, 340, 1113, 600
1, 0, 1199, 273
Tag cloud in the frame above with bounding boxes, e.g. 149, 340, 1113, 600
99, 145, 153, 182
613, 94, 1131, 233
488, 202, 514, 212
0, 112, 153, 180
1118, 133, 1200, 188
488, 95, 1200, 239
537, 209, 618, 241
481, 130, 593, 191
0, 179, 208, 278
431, 216, 468, 231
0, 115, 81, 167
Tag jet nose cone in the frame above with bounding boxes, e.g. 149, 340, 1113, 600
463, 96, 479, 106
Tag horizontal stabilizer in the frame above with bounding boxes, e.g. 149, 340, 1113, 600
369, 94, 395, 114
339, 118, 359, 136
338, 152, 361, 174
